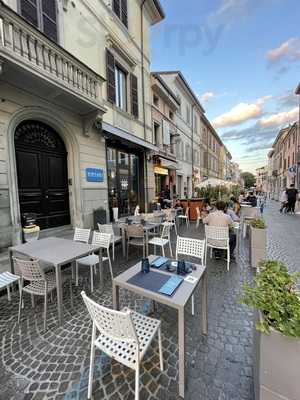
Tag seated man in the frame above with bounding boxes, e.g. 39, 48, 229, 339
203, 201, 237, 260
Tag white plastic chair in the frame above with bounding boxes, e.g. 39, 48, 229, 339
176, 236, 205, 315
81, 291, 163, 400
164, 209, 178, 235
204, 225, 230, 271
177, 207, 190, 228
98, 223, 122, 260
75, 232, 113, 292
126, 224, 145, 259
0, 271, 20, 302
73, 228, 91, 243
148, 222, 173, 257
14, 257, 72, 331
134, 205, 140, 216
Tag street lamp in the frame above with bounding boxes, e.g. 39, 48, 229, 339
295, 83, 300, 188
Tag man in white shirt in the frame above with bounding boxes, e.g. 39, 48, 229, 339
203, 201, 237, 260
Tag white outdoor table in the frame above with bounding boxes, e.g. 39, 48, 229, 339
112, 255, 208, 398
9, 237, 100, 325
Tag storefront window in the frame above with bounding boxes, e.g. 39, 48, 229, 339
107, 147, 140, 218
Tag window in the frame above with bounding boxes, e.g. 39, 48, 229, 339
186, 105, 190, 125
115, 65, 127, 111
19, 0, 58, 42
169, 110, 174, 120
153, 94, 159, 107
112, 0, 128, 28
153, 123, 160, 146
194, 115, 198, 133
106, 49, 138, 118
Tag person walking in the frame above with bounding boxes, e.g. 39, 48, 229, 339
279, 188, 288, 213
286, 184, 298, 214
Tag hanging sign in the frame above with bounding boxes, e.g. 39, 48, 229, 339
86, 168, 104, 182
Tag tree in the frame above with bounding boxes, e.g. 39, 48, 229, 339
241, 172, 256, 188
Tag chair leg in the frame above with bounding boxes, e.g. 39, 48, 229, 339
7, 284, 11, 301
191, 295, 195, 316
18, 284, 23, 325
174, 222, 178, 235
113, 243, 115, 261
162, 245, 165, 257
154, 245, 156, 255
135, 364, 140, 400
71, 261, 75, 280
31, 294, 35, 308
227, 248, 230, 272
90, 266, 94, 292
210, 247, 213, 259
69, 280, 73, 308
127, 242, 129, 261
108, 256, 113, 281
158, 327, 164, 371
88, 323, 96, 400
75, 261, 79, 286
169, 241, 173, 258
44, 291, 48, 332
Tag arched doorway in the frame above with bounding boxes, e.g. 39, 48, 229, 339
15, 120, 71, 230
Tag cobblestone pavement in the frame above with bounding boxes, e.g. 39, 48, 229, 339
0, 220, 256, 400
265, 199, 300, 273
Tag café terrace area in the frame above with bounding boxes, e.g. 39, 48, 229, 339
0, 205, 261, 400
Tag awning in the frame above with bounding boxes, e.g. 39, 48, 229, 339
102, 122, 158, 152
160, 159, 178, 170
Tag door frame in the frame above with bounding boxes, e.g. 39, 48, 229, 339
7, 106, 82, 244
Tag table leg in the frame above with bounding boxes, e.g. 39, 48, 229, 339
121, 227, 126, 257
112, 283, 120, 310
99, 248, 103, 291
178, 307, 185, 398
55, 264, 63, 325
9, 250, 14, 274
201, 270, 208, 335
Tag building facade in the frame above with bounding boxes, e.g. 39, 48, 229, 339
200, 115, 222, 181
0, 0, 164, 247
255, 166, 268, 192
152, 71, 205, 198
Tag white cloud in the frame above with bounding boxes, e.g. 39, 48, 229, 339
212, 96, 272, 128
259, 107, 298, 127
199, 91, 216, 103
267, 38, 300, 64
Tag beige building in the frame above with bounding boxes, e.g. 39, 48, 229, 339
255, 166, 268, 192
0, 0, 164, 247
200, 114, 222, 180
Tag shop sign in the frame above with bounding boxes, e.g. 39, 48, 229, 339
154, 166, 168, 176
86, 168, 104, 182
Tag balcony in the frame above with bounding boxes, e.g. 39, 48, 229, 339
0, 2, 106, 117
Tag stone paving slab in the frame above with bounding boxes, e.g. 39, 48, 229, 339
0, 222, 255, 400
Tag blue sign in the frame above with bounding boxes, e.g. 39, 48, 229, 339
86, 168, 104, 182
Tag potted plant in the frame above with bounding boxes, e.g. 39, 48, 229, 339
249, 218, 267, 269
241, 260, 300, 400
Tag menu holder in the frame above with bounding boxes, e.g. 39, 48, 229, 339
151, 256, 169, 268
158, 275, 184, 296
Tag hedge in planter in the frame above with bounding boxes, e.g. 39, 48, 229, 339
241, 260, 300, 400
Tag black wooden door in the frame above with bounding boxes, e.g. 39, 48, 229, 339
15, 120, 70, 229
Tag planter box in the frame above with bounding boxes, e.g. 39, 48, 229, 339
254, 312, 300, 400
250, 227, 267, 269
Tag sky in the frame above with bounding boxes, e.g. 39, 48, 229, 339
150, 0, 300, 173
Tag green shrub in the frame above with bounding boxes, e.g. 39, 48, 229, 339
250, 218, 266, 229
241, 260, 300, 337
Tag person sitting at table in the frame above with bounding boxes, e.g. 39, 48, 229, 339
173, 196, 181, 208
229, 197, 241, 216
203, 201, 237, 260
201, 198, 212, 219
226, 202, 240, 222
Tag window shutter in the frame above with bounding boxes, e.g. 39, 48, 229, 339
41, 0, 58, 42
106, 49, 116, 104
113, 0, 121, 17
20, 0, 39, 28
130, 74, 139, 118
121, 0, 128, 27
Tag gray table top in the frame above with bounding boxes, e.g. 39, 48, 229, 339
114, 255, 206, 310
9, 237, 99, 267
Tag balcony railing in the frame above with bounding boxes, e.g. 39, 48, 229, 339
0, 1, 104, 110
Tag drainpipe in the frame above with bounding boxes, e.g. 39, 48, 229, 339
141, 0, 148, 211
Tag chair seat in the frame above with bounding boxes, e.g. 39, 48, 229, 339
94, 307, 160, 369
23, 273, 57, 295
111, 235, 122, 244
0, 271, 20, 289
148, 237, 169, 246
128, 238, 144, 246
76, 254, 108, 266
177, 215, 188, 219
206, 239, 228, 248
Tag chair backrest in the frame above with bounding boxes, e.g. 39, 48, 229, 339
92, 231, 111, 249
127, 224, 144, 238
176, 236, 205, 264
98, 223, 114, 236
73, 228, 91, 243
185, 207, 189, 217
161, 222, 172, 238
81, 291, 138, 344
205, 225, 229, 247
13, 257, 45, 281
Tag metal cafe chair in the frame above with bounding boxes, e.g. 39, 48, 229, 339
176, 236, 205, 315
81, 291, 163, 400
126, 224, 146, 260
204, 225, 230, 271
177, 206, 190, 228
75, 232, 113, 292
98, 223, 122, 260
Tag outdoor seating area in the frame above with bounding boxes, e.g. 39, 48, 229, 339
0, 199, 261, 400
